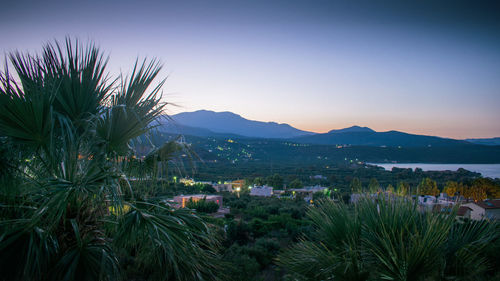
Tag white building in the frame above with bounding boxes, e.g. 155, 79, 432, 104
462, 199, 500, 220
250, 185, 273, 197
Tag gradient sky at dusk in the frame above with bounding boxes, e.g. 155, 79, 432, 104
1, 0, 500, 138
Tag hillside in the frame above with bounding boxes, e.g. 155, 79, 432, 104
146, 133, 500, 165
466, 137, 500, 146
292, 129, 471, 147
161, 110, 479, 148
167, 110, 314, 139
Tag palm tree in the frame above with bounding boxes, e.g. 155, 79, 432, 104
278, 196, 498, 281
0, 38, 220, 281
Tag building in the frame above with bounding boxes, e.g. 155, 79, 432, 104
273, 189, 285, 196
173, 194, 223, 208
180, 178, 195, 186
213, 183, 233, 192
289, 185, 328, 201
462, 199, 500, 220
310, 175, 327, 180
456, 206, 472, 220
250, 185, 273, 197
230, 179, 245, 191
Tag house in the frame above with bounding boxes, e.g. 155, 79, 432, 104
462, 199, 500, 220
213, 183, 233, 192
310, 175, 327, 180
418, 195, 436, 205
250, 185, 273, 197
456, 206, 472, 219
230, 179, 245, 191
173, 194, 223, 208
273, 189, 285, 196
289, 186, 328, 201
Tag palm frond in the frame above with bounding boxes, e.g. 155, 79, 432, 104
0, 63, 55, 150
112, 202, 221, 281
42, 38, 112, 126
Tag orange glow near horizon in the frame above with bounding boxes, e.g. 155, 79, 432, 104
167, 107, 500, 139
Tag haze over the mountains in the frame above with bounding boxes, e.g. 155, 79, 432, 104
159, 110, 498, 147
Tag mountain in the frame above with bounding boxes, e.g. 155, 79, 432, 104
292, 128, 472, 147
149, 133, 500, 165
157, 121, 247, 138
159, 110, 483, 148
466, 137, 500, 146
328, 126, 375, 134
165, 110, 314, 139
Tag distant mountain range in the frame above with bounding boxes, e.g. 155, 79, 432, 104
292, 130, 470, 147
158, 110, 498, 148
465, 137, 500, 146
161, 110, 313, 139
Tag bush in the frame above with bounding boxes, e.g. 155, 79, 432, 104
186, 198, 219, 213
278, 196, 499, 280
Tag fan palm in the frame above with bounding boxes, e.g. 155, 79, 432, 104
278, 196, 498, 281
0, 38, 220, 281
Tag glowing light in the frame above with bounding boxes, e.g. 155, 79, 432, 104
109, 204, 131, 215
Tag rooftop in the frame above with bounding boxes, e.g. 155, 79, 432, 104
474, 199, 500, 209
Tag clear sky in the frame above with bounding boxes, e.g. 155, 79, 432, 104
1, 0, 500, 138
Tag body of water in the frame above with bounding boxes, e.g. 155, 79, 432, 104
370, 163, 500, 179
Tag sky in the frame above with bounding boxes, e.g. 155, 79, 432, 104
1, 0, 500, 139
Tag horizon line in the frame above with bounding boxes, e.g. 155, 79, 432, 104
165, 109, 500, 140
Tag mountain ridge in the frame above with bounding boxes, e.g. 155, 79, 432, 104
465, 137, 500, 146
158, 110, 497, 148
166, 110, 314, 139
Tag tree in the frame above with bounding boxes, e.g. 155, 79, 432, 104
186, 198, 220, 213
0, 39, 220, 281
289, 179, 303, 189
460, 184, 473, 202
201, 184, 217, 193
444, 181, 459, 198
396, 181, 410, 196
418, 177, 439, 197
266, 173, 284, 188
472, 178, 500, 199
470, 181, 488, 202
350, 177, 362, 193
368, 178, 380, 193
254, 177, 265, 186
386, 184, 395, 193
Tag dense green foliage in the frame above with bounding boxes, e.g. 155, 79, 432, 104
219, 194, 311, 281
278, 197, 500, 281
0, 39, 220, 281
186, 198, 220, 213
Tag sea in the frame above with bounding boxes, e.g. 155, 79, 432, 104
370, 163, 500, 179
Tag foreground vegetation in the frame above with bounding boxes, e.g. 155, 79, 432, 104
279, 197, 500, 281
0, 39, 219, 281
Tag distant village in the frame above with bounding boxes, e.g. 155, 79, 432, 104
171, 177, 500, 221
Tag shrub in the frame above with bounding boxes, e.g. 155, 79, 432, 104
186, 198, 220, 213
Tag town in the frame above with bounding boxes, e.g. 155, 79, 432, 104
168, 176, 500, 222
